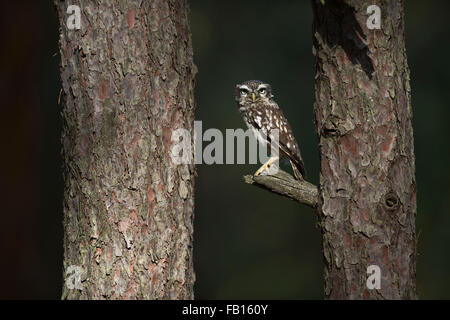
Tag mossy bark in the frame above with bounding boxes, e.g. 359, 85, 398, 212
312, 0, 417, 299
55, 0, 196, 299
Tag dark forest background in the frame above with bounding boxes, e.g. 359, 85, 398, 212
1, 1, 449, 299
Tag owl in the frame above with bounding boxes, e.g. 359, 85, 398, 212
235, 80, 306, 180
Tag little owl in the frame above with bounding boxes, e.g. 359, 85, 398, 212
235, 80, 305, 180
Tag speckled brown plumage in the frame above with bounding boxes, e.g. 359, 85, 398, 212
235, 80, 305, 180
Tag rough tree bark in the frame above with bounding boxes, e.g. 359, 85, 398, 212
312, 0, 417, 299
246, 0, 417, 299
244, 170, 318, 208
55, 0, 196, 299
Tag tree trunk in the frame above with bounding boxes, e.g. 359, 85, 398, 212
55, 0, 196, 299
312, 0, 417, 299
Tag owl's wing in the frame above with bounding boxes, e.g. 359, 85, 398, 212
247, 113, 306, 179
278, 133, 306, 180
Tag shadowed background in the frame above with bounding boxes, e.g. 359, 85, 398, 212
0, 0, 449, 299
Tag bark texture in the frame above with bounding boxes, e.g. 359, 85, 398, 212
55, 0, 196, 299
244, 170, 318, 208
312, 0, 417, 299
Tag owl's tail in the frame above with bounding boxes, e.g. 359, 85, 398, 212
290, 159, 306, 181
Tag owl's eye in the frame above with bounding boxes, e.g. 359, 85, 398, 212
240, 88, 249, 96
258, 88, 267, 95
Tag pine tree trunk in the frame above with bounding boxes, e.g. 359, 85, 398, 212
55, 0, 196, 299
312, 0, 417, 299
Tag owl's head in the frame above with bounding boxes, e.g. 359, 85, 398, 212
235, 80, 273, 106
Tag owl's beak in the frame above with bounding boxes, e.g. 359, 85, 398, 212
251, 93, 256, 102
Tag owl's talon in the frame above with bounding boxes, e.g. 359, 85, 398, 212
254, 156, 279, 177
254, 166, 266, 177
